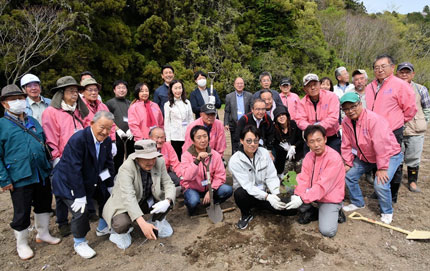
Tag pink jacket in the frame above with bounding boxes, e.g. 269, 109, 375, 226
296, 89, 340, 137
128, 100, 164, 141
182, 118, 226, 156
280, 92, 300, 120
295, 146, 345, 204
341, 109, 401, 170
160, 142, 182, 177
42, 107, 85, 159
180, 147, 226, 192
365, 74, 417, 131
82, 99, 116, 141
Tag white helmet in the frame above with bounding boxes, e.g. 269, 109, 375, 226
20, 74, 41, 88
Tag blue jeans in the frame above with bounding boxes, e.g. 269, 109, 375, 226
184, 184, 233, 214
345, 153, 403, 214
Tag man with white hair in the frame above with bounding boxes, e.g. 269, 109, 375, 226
20, 73, 51, 124
333, 67, 355, 99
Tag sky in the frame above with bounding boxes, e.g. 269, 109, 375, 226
361, 0, 429, 14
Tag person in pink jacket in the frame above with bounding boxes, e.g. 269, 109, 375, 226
365, 54, 417, 203
285, 125, 345, 237
81, 78, 117, 156
340, 92, 403, 225
279, 78, 300, 120
296, 74, 341, 154
128, 82, 164, 141
180, 125, 232, 216
182, 104, 226, 157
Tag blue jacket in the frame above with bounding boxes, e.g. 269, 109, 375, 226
154, 84, 169, 116
0, 113, 51, 188
52, 126, 114, 200
189, 87, 222, 118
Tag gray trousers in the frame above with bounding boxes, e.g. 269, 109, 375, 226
318, 203, 341, 238
402, 135, 425, 167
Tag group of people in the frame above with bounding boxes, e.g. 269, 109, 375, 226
0, 53, 428, 260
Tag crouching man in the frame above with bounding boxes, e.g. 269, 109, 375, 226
52, 111, 115, 259
340, 92, 403, 224
103, 140, 176, 249
286, 125, 345, 237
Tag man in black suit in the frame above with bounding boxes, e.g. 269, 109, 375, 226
52, 110, 115, 259
224, 77, 253, 153
189, 71, 222, 118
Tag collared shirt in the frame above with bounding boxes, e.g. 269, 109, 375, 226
253, 115, 263, 128
26, 96, 49, 124
200, 89, 209, 104
140, 169, 153, 200
266, 101, 276, 120
90, 127, 104, 159
235, 91, 245, 120
413, 81, 430, 109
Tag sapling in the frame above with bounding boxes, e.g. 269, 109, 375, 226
279, 171, 298, 203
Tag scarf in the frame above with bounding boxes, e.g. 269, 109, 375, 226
144, 100, 156, 128
61, 100, 77, 112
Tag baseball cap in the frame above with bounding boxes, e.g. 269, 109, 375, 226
340, 92, 360, 105
129, 140, 162, 160
280, 78, 291, 86
397, 62, 414, 72
303, 74, 319, 86
20, 74, 41, 88
352, 69, 367, 77
200, 103, 216, 114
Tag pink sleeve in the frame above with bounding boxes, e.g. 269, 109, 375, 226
153, 103, 164, 128
340, 121, 354, 167
399, 83, 417, 123
319, 94, 340, 131
216, 122, 226, 156
42, 109, 60, 159
210, 152, 226, 190
182, 125, 193, 154
100, 104, 117, 141
294, 154, 311, 196
295, 100, 311, 130
180, 152, 200, 190
371, 117, 395, 170
168, 146, 182, 177
128, 104, 144, 141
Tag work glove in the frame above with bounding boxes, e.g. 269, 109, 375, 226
52, 157, 60, 168
286, 145, 296, 161
71, 196, 87, 213
279, 142, 290, 151
112, 143, 117, 157
126, 129, 134, 140
107, 186, 113, 195
285, 195, 303, 210
116, 129, 127, 139
150, 199, 170, 214
267, 194, 286, 210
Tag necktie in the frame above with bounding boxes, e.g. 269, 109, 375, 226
95, 142, 101, 159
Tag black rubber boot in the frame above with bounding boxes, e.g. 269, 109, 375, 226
298, 206, 318, 224
390, 164, 403, 203
391, 182, 400, 203
407, 166, 421, 192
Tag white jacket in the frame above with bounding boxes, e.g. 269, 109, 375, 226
164, 98, 194, 141
228, 147, 280, 200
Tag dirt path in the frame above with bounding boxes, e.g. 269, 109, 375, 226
0, 111, 429, 271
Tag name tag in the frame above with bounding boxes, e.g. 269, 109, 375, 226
123, 116, 128, 122
201, 180, 209, 186
208, 96, 216, 104
259, 139, 264, 145
99, 169, 111, 181
351, 148, 358, 156
237, 111, 243, 115
182, 121, 188, 126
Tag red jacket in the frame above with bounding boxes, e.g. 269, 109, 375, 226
295, 146, 345, 204
82, 98, 116, 141
341, 109, 401, 170
280, 92, 300, 120
296, 89, 340, 137
182, 118, 226, 156
128, 100, 164, 141
160, 142, 182, 177
365, 74, 417, 131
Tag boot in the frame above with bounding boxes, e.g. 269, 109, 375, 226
407, 166, 421, 192
14, 229, 34, 260
390, 164, 403, 203
35, 213, 61, 245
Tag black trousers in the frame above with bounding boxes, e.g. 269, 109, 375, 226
114, 134, 135, 173
59, 186, 110, 238
10, 179, 53, 231
391, 127, 404, 184
230, 128, 240, 155
170, 140, 184, 161
233, 187, 296, 217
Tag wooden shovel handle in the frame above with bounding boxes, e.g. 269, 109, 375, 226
194, 207, 236, 218
348, 212, 411, 235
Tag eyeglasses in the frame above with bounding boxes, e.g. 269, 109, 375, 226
341, 103, 359, 112
86, 88, 99, 92
254, 108, 266, 112
245, 138, 259, 145
373, 64, 392, 71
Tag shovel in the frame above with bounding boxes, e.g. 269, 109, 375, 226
203, 158, 223, 223
349, 212, 430, 240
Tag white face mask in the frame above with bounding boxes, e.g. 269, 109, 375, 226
7, 99, 27, 114
197, 79, 207, 87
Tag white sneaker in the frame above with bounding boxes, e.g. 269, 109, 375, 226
342, 204, 364, 212
381, 213, 393, 224
96, 226, 111, 237
74, 242, 96, 259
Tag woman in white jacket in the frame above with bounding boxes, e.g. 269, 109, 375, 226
229, 125, 293, 230
164, 79, 194, 159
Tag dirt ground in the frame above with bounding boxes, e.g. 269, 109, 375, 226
1, 111, 429, 271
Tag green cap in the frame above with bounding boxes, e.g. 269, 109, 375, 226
340, 92, 360, 105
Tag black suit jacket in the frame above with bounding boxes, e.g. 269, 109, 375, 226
52, 126, 114, 199
224, 90, 252, 128
189, 87, 222, 118
234, 112, 275, 151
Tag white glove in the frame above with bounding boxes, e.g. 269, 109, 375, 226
107, 186, 113, 195
126, 129, 133, 140
267, 194, 286, 210
71, 196, 87, 213
279, 142, 290, 151
285, 195, 303, 210
286, 145, 296, 161
116, 129, 127, 139
150, 199, 170, 214
52, 157, 60, 168
111, 143, 117, 157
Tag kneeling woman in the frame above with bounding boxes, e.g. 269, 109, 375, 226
229, 125, 293, 230
181, 125, 232, 215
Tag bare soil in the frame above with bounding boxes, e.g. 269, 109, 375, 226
1, 111, 429, 271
